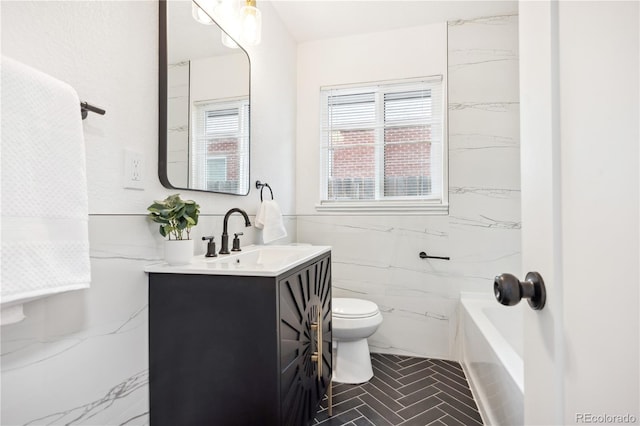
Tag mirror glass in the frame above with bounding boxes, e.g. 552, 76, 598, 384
160, 0, 251, 195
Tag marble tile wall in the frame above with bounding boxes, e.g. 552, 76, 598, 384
1, 216, 154, 426
297, 13, 520, 360
0, 214, 297, 425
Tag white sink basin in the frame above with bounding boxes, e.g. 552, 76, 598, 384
144, 244, 331, 277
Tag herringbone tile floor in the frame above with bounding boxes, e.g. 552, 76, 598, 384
313, 353, 483, 426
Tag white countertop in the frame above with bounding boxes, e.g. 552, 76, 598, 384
144, 244, 331, 277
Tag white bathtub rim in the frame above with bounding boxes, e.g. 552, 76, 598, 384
459, 360, 491, 426
460, 295, 524, 394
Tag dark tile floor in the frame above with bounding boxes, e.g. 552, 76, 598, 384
313, 353, 483, 426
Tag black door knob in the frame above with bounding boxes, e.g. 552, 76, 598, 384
494, 272, 546, 310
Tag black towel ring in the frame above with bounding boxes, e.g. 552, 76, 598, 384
256, 180, 274, 202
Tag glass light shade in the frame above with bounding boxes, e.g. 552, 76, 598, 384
192, 1, 213, 25
240, 4, 261, 45
215, 0, 241, 48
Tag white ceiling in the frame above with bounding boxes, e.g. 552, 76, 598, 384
168, 0, 518, 62
267, 0, 518, 43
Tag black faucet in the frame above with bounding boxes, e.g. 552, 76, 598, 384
220, 208, 251, 254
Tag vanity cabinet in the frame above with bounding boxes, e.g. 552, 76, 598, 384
148, 252, 332, 426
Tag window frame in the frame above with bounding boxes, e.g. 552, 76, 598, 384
190, 97, 249, 193
316, 76, 448, 214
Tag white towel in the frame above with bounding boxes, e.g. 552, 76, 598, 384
254, 200, 287, 244
0, 304, 25, 325
1, 56, 91, 324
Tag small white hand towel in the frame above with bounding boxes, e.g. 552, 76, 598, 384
254, 200, 288, 244
1, 56, 91, 323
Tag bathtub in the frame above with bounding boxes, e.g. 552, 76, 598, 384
460, 296, 524, 426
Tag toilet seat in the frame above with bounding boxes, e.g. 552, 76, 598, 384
333, 298, 380, 319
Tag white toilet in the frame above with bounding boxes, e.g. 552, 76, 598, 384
332, 298, 383, 384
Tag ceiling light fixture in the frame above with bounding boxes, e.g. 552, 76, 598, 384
192, 0, 261, 48
239, 0, 262, 46
215, 0, 241, 49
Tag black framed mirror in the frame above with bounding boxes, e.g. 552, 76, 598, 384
159, 0, 251, 195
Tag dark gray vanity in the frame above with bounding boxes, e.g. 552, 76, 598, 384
146, 246, 332, 426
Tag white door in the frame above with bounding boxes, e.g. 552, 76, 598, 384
519, 1, 638, 425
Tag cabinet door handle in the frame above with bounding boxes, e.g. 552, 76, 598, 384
317, 309, 323, 380
310, 309, 322, 380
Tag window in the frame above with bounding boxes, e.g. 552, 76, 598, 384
318, 77, 447, 213
191, 98, 249, 193
205, 157, 228, 190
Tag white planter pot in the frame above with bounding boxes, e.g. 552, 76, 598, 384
164, 239, 194, 266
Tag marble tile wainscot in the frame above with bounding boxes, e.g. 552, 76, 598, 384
0, 214, 298, 425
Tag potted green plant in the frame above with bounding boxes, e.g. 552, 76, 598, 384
147, 194, 200, 265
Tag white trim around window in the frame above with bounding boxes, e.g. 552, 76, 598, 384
317, 76, 448, 214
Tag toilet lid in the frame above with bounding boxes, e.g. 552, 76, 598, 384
333, 298, 380, 319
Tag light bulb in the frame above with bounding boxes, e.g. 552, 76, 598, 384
240, 2, 261, 45
215, 0, 241, 48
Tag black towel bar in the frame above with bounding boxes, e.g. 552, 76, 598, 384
419, 251, 450, 261
80, 101, 106, 120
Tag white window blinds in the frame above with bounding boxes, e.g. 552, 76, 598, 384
319, 76, 445, 208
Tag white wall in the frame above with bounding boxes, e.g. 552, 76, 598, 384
167, 61, 190, 187
0, 1, 297, 424
191, 53, 249, 102
296, 12, 520, 359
